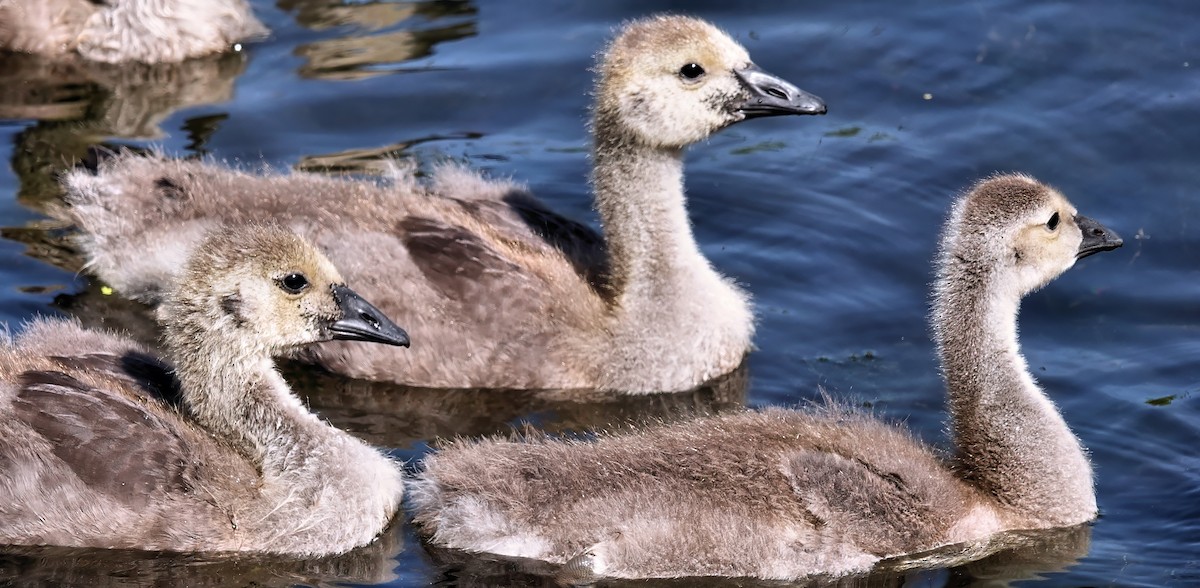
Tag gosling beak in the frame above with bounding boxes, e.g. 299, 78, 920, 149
733, 64, 827, 118
1075, 215, 1124, 260
329, 284, 411, 347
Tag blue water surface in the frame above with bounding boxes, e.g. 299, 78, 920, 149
0, 0, 1196, 586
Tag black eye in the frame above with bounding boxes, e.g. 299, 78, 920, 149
679, 63, 705, 80
1046, 212, 1060, 231
278, 272, 309, 294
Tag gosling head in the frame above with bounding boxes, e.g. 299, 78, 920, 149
160, 225, 410, 355
593, 15, 826, 149
941, 174, 1124, 296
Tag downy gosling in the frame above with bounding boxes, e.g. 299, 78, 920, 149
61, 15, 826, 393
0, 225, 410, 556
409, 174, 1123, 581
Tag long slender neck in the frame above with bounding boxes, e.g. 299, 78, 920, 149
585, 112, 753, 391
166, 319, 403, 551
934, 259, 1095, 526
168, 331, 331, 476
590, 111, 735, 307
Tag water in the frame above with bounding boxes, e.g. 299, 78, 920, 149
0, 0, 1197, 585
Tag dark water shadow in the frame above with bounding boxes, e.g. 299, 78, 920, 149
420, 525, 1092, 588
0, 519, 404, 587
285, 360, 748, 449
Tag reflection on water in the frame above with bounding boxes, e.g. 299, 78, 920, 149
422, 525, 1091, 588
0, 53, 246, 139
295, 132, 483, 174
0, 52, 247, 210
281, 0, 476, 31
282, 0, 478, 80
0, 522, 403, 587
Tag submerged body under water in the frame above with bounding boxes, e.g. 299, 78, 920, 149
0, 0, 1196, 586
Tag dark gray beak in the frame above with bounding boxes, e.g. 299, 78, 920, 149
733, 64, 826, 118
1075, 214, 1123, 260
329, 284, 411, 347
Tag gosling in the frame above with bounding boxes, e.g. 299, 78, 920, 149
61, 15, 826, 393
0, 225, 410, 556
408, 174, 1123, 580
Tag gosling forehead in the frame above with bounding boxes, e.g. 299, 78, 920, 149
193, 225, 344, 287
602, 15, 750, 78
961, 173, 1073, 224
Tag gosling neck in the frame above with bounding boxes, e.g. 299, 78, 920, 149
164, 320, 330, 476
590, 112, 729, 308
933, 256, 1096, 526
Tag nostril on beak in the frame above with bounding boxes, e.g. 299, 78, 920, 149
765, 87, 788, 100
1091, 228, 1105, 236
361, 312, 380, 330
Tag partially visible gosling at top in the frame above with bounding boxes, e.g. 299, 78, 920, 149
0, 225, 410, 555
61, 15, 826, 393
409, 174, 1123, 581
0, 0, 266, 63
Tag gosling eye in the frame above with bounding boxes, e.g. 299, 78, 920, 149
1046, 212, 1060, 231
679, 63, 705, 80
278, 272, 310, 294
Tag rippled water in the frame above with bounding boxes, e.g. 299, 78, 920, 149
0, 0, 1197, 586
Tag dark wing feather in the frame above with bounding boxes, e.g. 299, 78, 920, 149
12, 367, 199, 510
500, 192, 610, 294
48, 351, 182, 407
444, 192, 611, 296
399, 216, 522, 301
